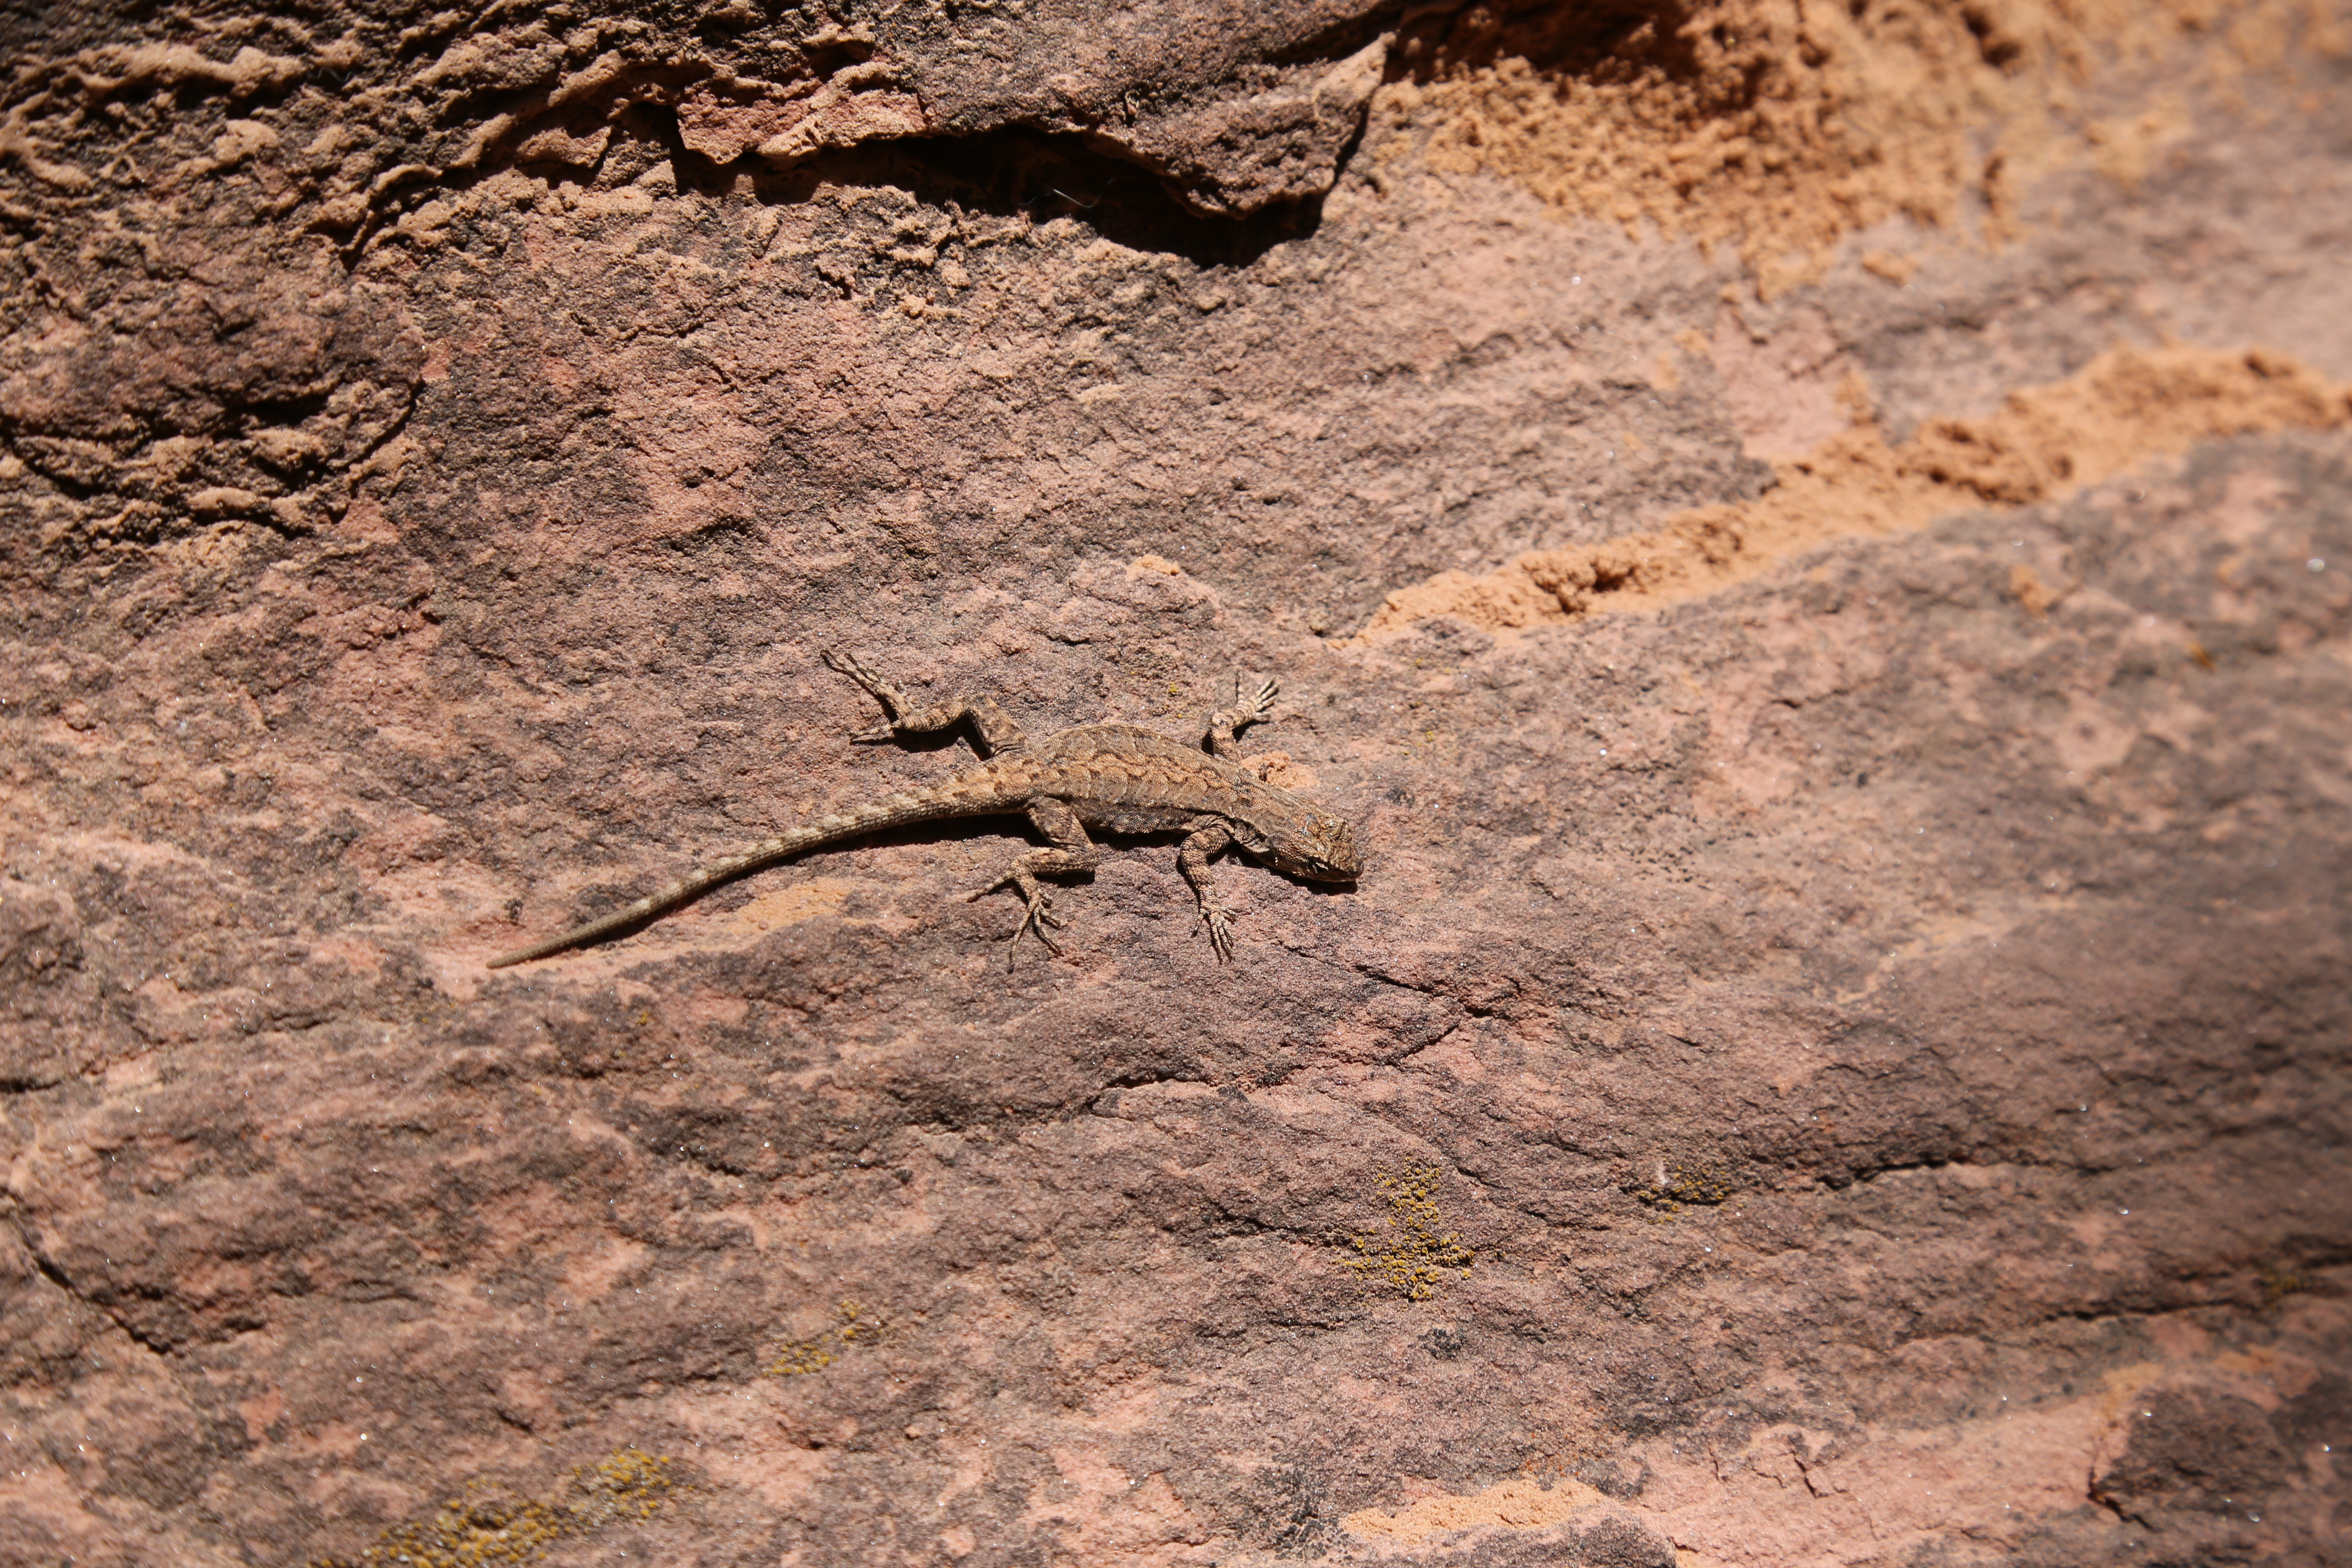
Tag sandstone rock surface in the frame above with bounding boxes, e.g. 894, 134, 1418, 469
3, 2, 2349, 1565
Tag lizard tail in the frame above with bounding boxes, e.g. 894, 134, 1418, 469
485, 786, 993, 968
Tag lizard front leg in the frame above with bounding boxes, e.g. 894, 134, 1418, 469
968, 797, 1098, 960
1204, 672, 1278, 756
1176, 823, 1239, 960
824, 648, 1030, 756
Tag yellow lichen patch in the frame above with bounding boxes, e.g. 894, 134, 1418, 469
1628, 1157, 1736, 1216
309, 1448, 684, 1568
764, 1298, 885, 1377
1343, 1165, 1476, 1301
1359, 345, 2352, 640
351, 1486, 567, 1568
1344, 1475, 1609, 1542
765, 1338, 837, 1377
569, 1447, 687, 1528
2259, 1261, 2306, 1306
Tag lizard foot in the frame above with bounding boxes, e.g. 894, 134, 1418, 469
822, 648, 910, 741
1196, 903, 1235, 962
1233, 672, 1278, 726
1212, 674, 1277, 726
1205, 672, 1279, 754
969, 873, 1066, 960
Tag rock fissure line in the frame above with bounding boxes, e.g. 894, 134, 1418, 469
3, 1211, 178, 1362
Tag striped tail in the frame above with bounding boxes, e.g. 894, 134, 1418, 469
486, 786, 991, 968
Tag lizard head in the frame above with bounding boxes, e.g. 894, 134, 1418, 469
1259, 809, 1361, 882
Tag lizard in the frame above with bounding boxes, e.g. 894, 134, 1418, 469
485, 649, 1361, 969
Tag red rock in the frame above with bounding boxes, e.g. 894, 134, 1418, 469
1, 3, 2348, 1565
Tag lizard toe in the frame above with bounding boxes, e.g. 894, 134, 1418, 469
1001, 899, 1066, 961
1198, 908, 1235, 961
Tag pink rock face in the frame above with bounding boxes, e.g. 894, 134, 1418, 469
2, 3, 2350, 1566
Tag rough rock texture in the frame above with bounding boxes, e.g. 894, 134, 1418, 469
3, 2, 2351, 1566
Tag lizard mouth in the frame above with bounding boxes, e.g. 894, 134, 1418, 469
1279, 841, 1360, 882
1259, 847, 1354, 882
1320, 829, 1362, 881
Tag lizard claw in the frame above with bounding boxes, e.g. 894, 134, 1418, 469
1002, 892, 1063, 963
969, 873, 1066, 961
1206, 672, 1279, 753
825, 648, 910, 735
1222, 672, 1278, 728
1018, 902, 1065, 957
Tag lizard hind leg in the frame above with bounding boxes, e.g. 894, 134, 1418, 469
969, 799, 1099, 963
